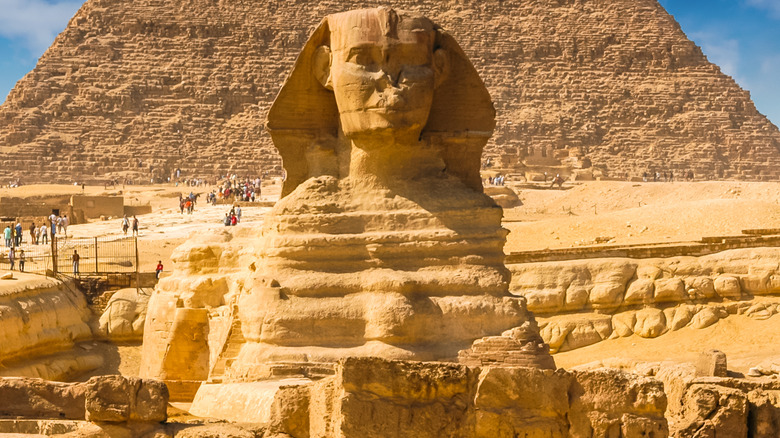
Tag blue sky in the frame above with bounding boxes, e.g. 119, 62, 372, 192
1, 0, 779, 125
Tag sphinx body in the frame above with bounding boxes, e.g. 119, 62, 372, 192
141, 8, 551, 387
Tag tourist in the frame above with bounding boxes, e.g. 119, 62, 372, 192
3, 225, 11, 247
223, 213, 231, 226
15, 222, 22, 246
49, 212, 57, 240
72, 250, 80, 275
231, 213, 237, 226
8, 246, 15, 270
62, 215, 69, 237
156, 260, 164, 279
236, 205, 242, 223
56, 215, 63, 235
132, 216, 139, 236
29, 223, 36, 245
39, 224, 48, 245
33, 225, 39, 245
122, 215, 129, 235
18, 249, 25, 272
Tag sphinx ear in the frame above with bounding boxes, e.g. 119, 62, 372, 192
313, 46, 333, 90
433, 48, 450, 89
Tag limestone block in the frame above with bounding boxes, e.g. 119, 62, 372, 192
669, 305, 696, 331
676, 384, 748, 438
474, 367, 571, 438
98, 288, 150, 341
541, 314, 612, 353
695, 350, 728, 377
624, 279, 654, 305
335, 358, 478, 438
633, 308, 667, 338
684, 276, 716, 300
569, 370, 668, 438
0, 377, 87, 420
746, 303, 776, 320
691, 307, 722, 329
741, 274, 769, 295
190, 379, 312, 424
612, 311, 637, 338
84, 375, 168, 423
653, 278, 686, 303
714, 275, 742, 299
589, 263, 636, 310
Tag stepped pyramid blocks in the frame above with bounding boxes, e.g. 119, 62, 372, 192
0, 0, 779, 182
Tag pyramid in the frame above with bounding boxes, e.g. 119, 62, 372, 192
1, 0, 778, 183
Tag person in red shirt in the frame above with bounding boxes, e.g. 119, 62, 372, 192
230, 214, 237, 226
155, 261, 164, 279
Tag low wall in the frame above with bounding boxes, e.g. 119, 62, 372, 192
508, 247, 780, 352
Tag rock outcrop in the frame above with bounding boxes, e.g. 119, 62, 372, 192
1, 0, 779, 183
0, 273, 101, 380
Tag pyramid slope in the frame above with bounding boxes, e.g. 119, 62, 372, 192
0, 0, 778, 183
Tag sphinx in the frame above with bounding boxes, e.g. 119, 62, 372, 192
141, 8, 551, 390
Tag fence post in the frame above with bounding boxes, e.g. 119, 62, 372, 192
135, 236, 140, 291
51, 235, 57, 276
94, 237, 99, 274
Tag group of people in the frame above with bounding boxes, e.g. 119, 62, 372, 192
223, 205, 242, 226
487, 175, 506, 186
641, 170, 695, 182
218, 177, 262, 203
121, 215, 139, 235
5, 247, 27, 272
179, 193, 199, 214
3, 214, 65, 248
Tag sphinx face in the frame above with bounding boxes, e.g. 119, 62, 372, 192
327, 10, 439, 140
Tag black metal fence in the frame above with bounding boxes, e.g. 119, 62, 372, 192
0, 236, 137, 277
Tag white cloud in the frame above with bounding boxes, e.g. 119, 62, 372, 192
0, 0, 83, 53
745, 0, 780, 18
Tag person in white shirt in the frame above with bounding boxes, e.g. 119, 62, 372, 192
39, 224, 48, 245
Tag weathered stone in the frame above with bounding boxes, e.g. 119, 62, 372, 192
691, 307, 722, 329
142, 7, 549, 385
474, 367, 571, 438
669, 305, 696, 331
633, 308, 667, 338
98, 288, 150, 341
624, 279, 655, 305
569, 369, 668, 438
84, 375, 168, 423
0, 378, 86, 420
654, 278, 686, 303
714, 275, 742, 299
676, 384, 748, 438
696, 350, 728, 377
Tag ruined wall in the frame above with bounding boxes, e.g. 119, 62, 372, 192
508, 247, 780, 352
1, 0, 779, 183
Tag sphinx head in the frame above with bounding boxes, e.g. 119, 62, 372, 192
267, 8, 496, 196
313, 8, 449, 142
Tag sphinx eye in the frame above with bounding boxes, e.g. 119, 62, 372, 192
347, 48, 374, 66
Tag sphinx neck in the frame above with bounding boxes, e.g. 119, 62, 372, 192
344, 131, 445, 186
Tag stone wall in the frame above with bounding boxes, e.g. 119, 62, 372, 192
508, 247, 780, 352
1, 0, 779, 183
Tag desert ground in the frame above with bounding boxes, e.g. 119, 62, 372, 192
3, 178, 779, 374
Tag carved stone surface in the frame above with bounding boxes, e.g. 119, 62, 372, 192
1, 0, 779, 182
141, 8, 551, 388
